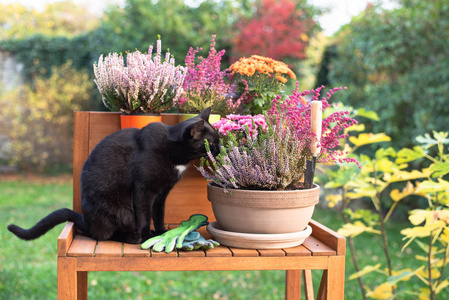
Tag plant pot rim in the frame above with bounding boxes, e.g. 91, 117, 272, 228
207, 182, 319, 192
121, 112, 161, 116
207, 182, 320, 208
207, 222, 312, 249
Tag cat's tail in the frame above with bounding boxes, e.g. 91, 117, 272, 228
7, 208, 88, 241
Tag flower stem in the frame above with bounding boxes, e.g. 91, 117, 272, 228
373, 163, 396, 299
436, 243, 449, 287
429, 232, 435, 300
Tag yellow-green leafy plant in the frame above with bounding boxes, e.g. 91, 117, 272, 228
321, 117, 449, 299
399, 131, 449, 300
319, 106, 397, 299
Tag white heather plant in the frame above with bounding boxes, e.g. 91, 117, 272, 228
93, 38, 187, 114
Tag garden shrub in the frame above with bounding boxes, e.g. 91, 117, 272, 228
1, 61, 92, 172
322, 1, 449, 151
320, 106, 449, 299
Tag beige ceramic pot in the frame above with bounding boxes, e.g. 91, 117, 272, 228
207, 183, 319, 234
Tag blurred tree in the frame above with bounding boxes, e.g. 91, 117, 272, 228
100, 0, 252, 64
324, 0, 449, 150
231, 0, 320, 63
0, 1, 99, 39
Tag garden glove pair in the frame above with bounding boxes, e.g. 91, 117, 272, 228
141, 214, 219, 253
180, 230, 220, 251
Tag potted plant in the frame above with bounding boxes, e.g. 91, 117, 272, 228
198, 84, 359, 248
93, 37, 187, 128
178, 35, 237, 124
228, 55, 297, 115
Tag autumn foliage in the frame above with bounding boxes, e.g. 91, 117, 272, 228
232, 0, 315, 62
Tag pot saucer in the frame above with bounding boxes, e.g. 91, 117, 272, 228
207, 221, 312, 249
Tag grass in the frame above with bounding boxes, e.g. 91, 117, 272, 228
0, 176, 446, 299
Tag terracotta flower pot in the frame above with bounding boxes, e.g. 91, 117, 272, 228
120, 114, 162, 129
161, 113, 180, 125
207, 183, 319, 234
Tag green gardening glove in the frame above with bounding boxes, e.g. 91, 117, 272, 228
181, 231, 220, 251
141, 214, 209, 253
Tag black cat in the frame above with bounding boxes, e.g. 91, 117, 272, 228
8, 108, 220, 244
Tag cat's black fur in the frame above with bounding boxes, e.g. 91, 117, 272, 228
7, 108, 220, 244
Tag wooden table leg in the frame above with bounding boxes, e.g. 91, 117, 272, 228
285, 270, 302, 300
58, 257, 77, 300
77, 271, 88, 300
303, 270, 314, 300
326, 256, 345, 299
317, 256, 346, 300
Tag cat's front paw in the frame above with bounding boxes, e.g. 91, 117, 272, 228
123, 232, 142, 244
150, 228, 167, 237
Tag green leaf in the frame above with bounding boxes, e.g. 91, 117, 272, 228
431, 161, 449, 178
349, 133, 391, 147
375, 147, 396, 160
354, 108, 379, 121
433, 131, 449, 145
375, 158, 396, 174
396, 146, 425, 164
387, 267, 425, 286
384, 168, 431, 183
344, 208, 379, 224
324, 181, 343, 189
436, 279, 449, 294
338, 221, 381, 238
349, 263, 382, 280
415, 178, 449, 193
416, 133, 438, 149
323, 164, 360, 188
347, 123, 366, 132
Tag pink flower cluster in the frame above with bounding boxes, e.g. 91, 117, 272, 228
213, 114, 267, 137
269, 83, 360, 167
179, 35, 231, 113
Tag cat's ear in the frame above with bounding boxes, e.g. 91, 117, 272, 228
198, 107, 211, 122
189, 120, 205, 140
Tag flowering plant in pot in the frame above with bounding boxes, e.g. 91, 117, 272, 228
178, 35, 237, 123
198, 84, 359, 248
228, 55, 297, 115
93, 37, 187, 128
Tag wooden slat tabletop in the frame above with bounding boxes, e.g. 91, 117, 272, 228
96, 241, 123, 257
302, 236, 336, 256
67, 234, 97, 257
66, 225, 337, 258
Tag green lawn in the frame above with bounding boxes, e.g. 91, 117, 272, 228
0, 176, 442, 299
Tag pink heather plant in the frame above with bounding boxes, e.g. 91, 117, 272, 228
270, 83, 360, 167
213, 114, 267, 138
198, 83, 359, 190
93, 38, 187, 114
178, 35, 238, 114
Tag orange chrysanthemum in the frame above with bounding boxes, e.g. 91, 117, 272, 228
276, 75, 288, 83
230, 55, 296, 83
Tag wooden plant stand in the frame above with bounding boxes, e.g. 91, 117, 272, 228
57, 112, 346, 299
